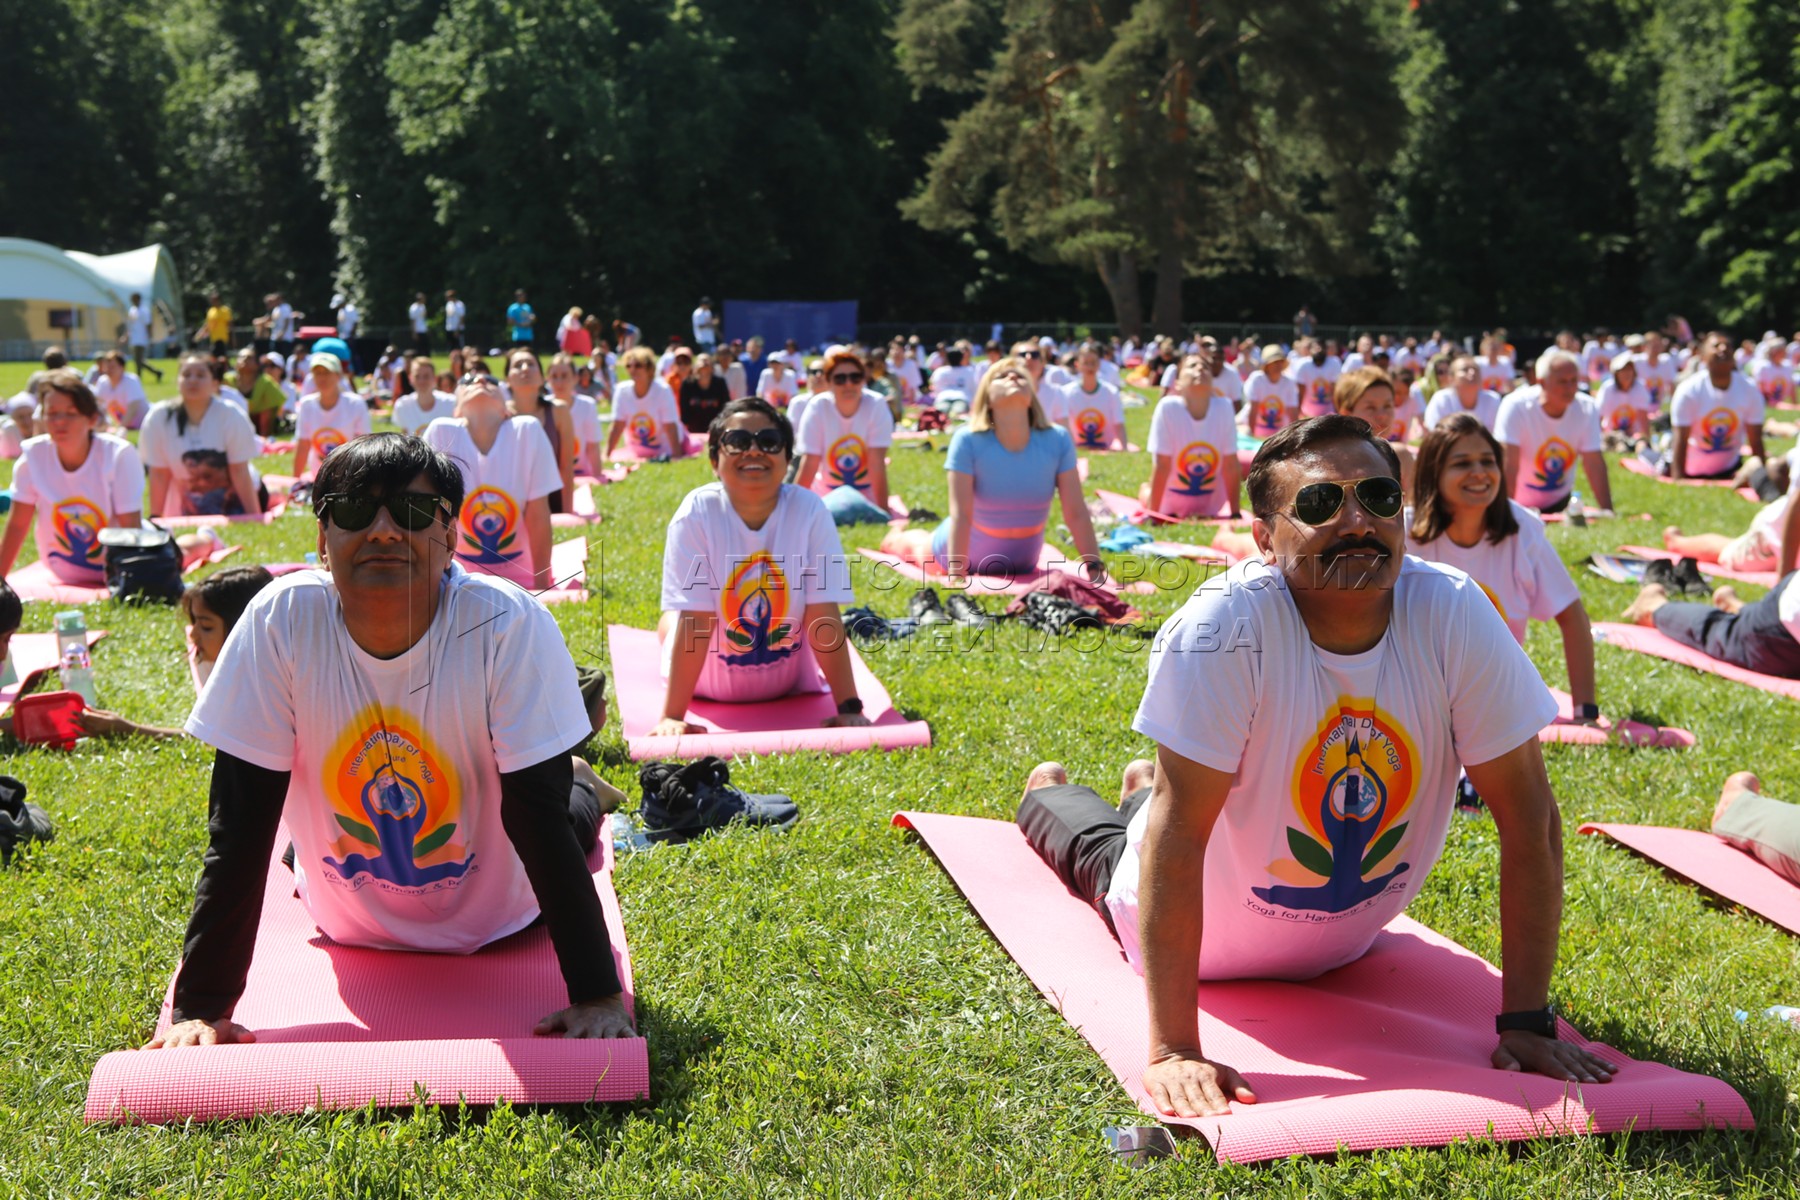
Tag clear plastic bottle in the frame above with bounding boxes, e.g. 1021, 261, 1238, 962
1567, 490, 1587, 527
54, 610, 97, 705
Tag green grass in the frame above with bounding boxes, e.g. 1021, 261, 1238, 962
2, 387, 1800, 1196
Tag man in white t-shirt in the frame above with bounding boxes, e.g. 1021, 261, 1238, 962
409, 292, 430, 355
1633, 332, 1679, 413
146, 433, 634, 1049
1288, 340, 1341, 418
1670, 331, 1766, 480
337, 298, 360, 341
1424, 355, 1502, 430
1015, 413, 1614, 1117
692, 298, 717, 350
1496, 349, 1612, 514
124, 292, 164, 382
444, 289, 466, 351
92, 350, 150, 431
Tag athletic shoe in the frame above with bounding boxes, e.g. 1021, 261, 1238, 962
1019, 591, 1102, 635
906, 507, 941, 523
1673, 557, 1710, 598
637, 757, 799, 843
909, 587, 949, 625
1642, 558, 1679, 592
944, 592, 991, 627
0, 776, 53, 866
1454, 776, 1486, 817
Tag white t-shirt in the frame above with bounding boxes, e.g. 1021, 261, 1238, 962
1062, 380, 1124, 450
797, 395, 894, 495
93, 372, 149, 430
138, 399, 261, 515
1390, 381, 1422, 438
611, 378, 682, 457
660, 483, 854, 703
295, 394, 373, 465
1595, 379, 1652, 433
444, 299, 465, 332
1494, 391, 1601, 509
1032, 377, 1067, 425
1146, 395, 1238, 518
337, 304, 359, 338
1476, 356, 1515, 395
409, 302, 428, 334
1424, 388, 1501, 431
126, 305, 150, 346
756, 368, 803, 410
1290, 358, 1341, 417
1671, 372, 1764, 478
568, 394, 603, 469
1108, 556, 1555, 979
1755, 360, 1795, 408
1634, 354, 1677, 411
8, 433, 146, 583
186, 568, 592, 954
392, 390, 453, 437
929, 364, 980, 400
1208, 367, 1244, 406
271, 303, 294, 341
691, 306, 716, 344
422, 417, 561, 587
1407, 503, 1581, 643
1244, 372, 1297, 438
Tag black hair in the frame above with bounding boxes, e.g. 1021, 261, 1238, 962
0, 580, 20, 636
945, 347, 964, 367
1410, 413, 1519, 546
312, 432, 466, 523
707, 397, 794, 463
181, 565, 275, 631
1246, 414, 1403, 519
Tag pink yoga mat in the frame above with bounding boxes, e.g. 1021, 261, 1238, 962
1618, 457, 1757, 500
1618, 546, 1779, 589
84, 819, 647, 1124
609, 624, 931, 760
1539, 686, 1695, 748
1580, 823, 1800, 937
534, 538, 589, 605
8, 545, 244, 605
157, 499, 291, 527
550, 484, 601, 528
1594, 622, 1800, 700
1095, 489, 1238, 527
856, 546, 1156, 596
893, 810, 1752, 1163
0, 630, 107, 710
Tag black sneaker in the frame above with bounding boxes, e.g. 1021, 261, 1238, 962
638, 757, 799, 843
0, 776, 53, 866
906, 507, 941, 523
944, 592, 991, 627
1642, 558, 1679, 592
1673, 557, 1710, 598
909, 587, 949, 625
1020, 591, 1102, 635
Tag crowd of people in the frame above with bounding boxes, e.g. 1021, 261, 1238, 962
5, 302, 1800, 1127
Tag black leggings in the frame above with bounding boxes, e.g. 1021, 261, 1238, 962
1016, 783, 1151, 931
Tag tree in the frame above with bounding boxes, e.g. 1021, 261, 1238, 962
897, 0, 1401, 337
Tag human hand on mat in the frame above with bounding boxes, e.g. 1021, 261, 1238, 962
536, 994, 636, 1039
651, 717, 705, 738
1492, 1031, 1616, 1084
1143, 1051, 1257, 1117
142, 1017, 256, 1049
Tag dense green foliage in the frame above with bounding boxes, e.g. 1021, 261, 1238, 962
2, 0, 1790, 336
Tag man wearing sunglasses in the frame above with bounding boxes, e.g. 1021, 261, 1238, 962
149, 433, 634, 1050
1018, 414, 1611, 1119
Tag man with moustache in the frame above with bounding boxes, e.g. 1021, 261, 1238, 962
1015, 415, 1613, 1118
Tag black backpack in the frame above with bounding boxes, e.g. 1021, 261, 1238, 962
98, 523, 185, 604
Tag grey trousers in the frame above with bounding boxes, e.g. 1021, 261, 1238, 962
1714, 791, 1800, 886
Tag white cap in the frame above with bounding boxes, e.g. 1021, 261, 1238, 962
1611, 351, 1637, 373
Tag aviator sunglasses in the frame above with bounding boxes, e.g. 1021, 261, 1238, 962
1287, 476, 1404, 526
322, 492, 452, 531
718, 427, 786, 455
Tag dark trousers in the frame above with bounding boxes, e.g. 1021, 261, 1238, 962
447, 330, 464, 351
1017, 783, 1151, 929
1539, 490, 1572, 515
413, 332, 431, 356
1654, 572, 1800, 677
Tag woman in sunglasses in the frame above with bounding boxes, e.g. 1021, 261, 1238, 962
881, 357, 1105, 584
794, 349, 892, 514
504, 349, 577, 514
421, 372, 559, 591
1408, 413, 1599, 722
655, 398, 868, 737
1140, 355, 1242, 520
787, 361, 829, 431
605, 346, 685, 461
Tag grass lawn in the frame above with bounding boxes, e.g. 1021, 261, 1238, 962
1, 378, 1799, 1196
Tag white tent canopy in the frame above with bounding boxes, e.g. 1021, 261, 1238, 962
0, 238, 183, 359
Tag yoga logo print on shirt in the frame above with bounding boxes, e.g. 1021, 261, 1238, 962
320, 707, 473, 893
313, 427, 349, 458
827, 434, 869, 490
1252, 700, 1418, 916
50, 498, 105, 572
458, 485, 521, 565
1530, 437, 1576, 494
720, 551, 798, 667
1171, 442, 1220, 497
1309, 380, 1333, 414
1251, 398, 1284, 437
1074, 407, 1108, 449
629, 411, 661, 451
1699, 408, 1740, 453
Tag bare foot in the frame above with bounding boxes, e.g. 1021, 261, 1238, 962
1022, 761, 1068, 809
1622, 583, 1669, 626
1661, 524, 1683, 550
1712, 585, 1744, 614
1715, 771, 1762, 828
1120, 758, 1156, 804
573, 757, 626, 815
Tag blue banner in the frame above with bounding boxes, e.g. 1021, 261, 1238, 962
722, 300, 859, 353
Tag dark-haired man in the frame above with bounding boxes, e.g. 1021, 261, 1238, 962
147, 433, 633, 1048
1017, 414, 1613, 1117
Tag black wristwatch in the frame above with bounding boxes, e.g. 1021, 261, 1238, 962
1495, 1006, 1558, 1040
1574, 702, 1601, 721
836, 697, 864, 716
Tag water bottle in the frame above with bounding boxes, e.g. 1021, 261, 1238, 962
1768, 1005, 1800, 1029
54, 610, 97, 706
1567, 490, 1587, 527
304, 551, 319, 568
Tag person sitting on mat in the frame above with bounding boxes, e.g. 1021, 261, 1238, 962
1017, 414, 1615, 1118
1061, 343, 1126, 452
291, 353, 372, 481
882, 357, 1106, 584
1620, 547, 1800, 680
607, 346, 686, 461
1138, 355, 1243, 520
1713, 771, 1800, 887
1423, 354, 1502, 431
1242, 345, 1296, 439
1660, 456, 1798, 578
655, 398, 872, 739
1332, 366, 1415, 494
146, 433, 634, 1049
1408, 414, 1600, 720
1493, 349, 1612, 517
794, 348, 893, 513
1668, 331, 1766, 481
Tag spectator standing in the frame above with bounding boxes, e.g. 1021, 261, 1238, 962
507, 290, 535, 349
125, 292, 163, 381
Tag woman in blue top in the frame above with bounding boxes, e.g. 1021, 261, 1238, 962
882, 357, 1106, 582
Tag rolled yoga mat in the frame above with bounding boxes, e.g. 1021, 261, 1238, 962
1580, 822, 1800, 937
84, 818, 648, 1124
608, 624, 931, 761
891, 809, 1752, 1164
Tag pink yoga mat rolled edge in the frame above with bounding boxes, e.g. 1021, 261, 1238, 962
1579, 822, 1800, 937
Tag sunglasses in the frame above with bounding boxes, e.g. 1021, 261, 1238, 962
1021, 350, 1041, 360
718, 428, 786, 456
322, 492, 450, 532
1288, 476, 1404, 526
831, 371, 865, 384
459, 371, 497, 387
